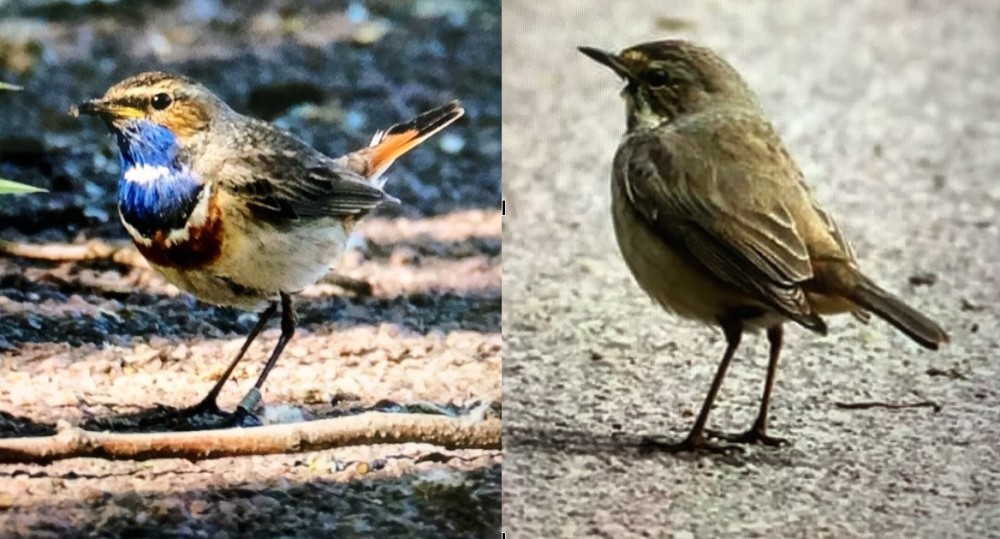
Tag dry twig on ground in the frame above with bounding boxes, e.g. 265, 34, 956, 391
0, 238, 147, 268
0, 412, 500, 464
833, 400, 942, 413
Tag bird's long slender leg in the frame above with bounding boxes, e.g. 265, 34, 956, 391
645, 319, 742, 452
136, 302, 276, 428
709, 325, 789, 446
750, 325, 788, 444
231, 292, 296, 425
185, 301, 278, 416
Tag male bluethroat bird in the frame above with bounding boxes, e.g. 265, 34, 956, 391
579, 40, 948, 451
74, 71, 463, 425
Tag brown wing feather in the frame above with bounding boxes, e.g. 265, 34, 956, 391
790, 160, 871, 323
616, 118, 827, 331
213, 119, 389, 224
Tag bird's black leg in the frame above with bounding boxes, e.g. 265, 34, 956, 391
130, 302, 276, 429
644, 318, 743, 453
708, 325, 789, 446
185, 301, 278, 416
230, 292, 296, 427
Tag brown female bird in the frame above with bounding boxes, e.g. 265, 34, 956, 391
580, 40, 948, 451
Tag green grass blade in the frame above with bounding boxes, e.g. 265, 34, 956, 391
0, 178, 46, 194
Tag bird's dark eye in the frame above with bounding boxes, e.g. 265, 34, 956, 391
150, 93, 173, 110
643, 69, 672, 87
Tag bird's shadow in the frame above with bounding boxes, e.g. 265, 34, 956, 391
0, 410, 57, 438
505, 424, 800, 467
78, 404, 234, 433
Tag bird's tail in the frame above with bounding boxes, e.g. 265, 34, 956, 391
343, 101, 464, 186
844, 273, 949, 350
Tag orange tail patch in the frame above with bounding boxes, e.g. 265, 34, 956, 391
362, 101, 464, 180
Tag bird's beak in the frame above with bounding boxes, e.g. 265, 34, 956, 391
71, 99, 143, 119
578, 46, 634, 79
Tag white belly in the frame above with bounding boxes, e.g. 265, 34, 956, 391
154, 218, 349, 311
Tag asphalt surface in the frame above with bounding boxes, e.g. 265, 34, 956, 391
502, 1, 1000, 537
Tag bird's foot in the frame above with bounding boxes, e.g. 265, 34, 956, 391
705, 427, 789, 447
168, 399, 261, 429
132, 396, 259, 430
221, 388, 264, 428
639, 434, 743, 454
111, 393, 263, 431
178, 397, 224, 419
225, 406, 263, 428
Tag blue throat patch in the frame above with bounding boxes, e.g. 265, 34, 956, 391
114, 120, 204, 239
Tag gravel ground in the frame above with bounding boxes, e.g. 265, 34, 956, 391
0, 1, 500, 537
502, 1, 1000, 537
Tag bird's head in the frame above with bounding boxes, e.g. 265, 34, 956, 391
579, 40, 757, 130
74, 71, 227, 146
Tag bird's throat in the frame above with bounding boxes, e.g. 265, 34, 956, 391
111, 119, 223, 271
625, 92, 668, 131
118, 167, 204, 239
114, 120, 203, 240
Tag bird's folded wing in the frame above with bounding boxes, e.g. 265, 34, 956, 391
217, 147, 389, 223
617, 131, 825, 330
